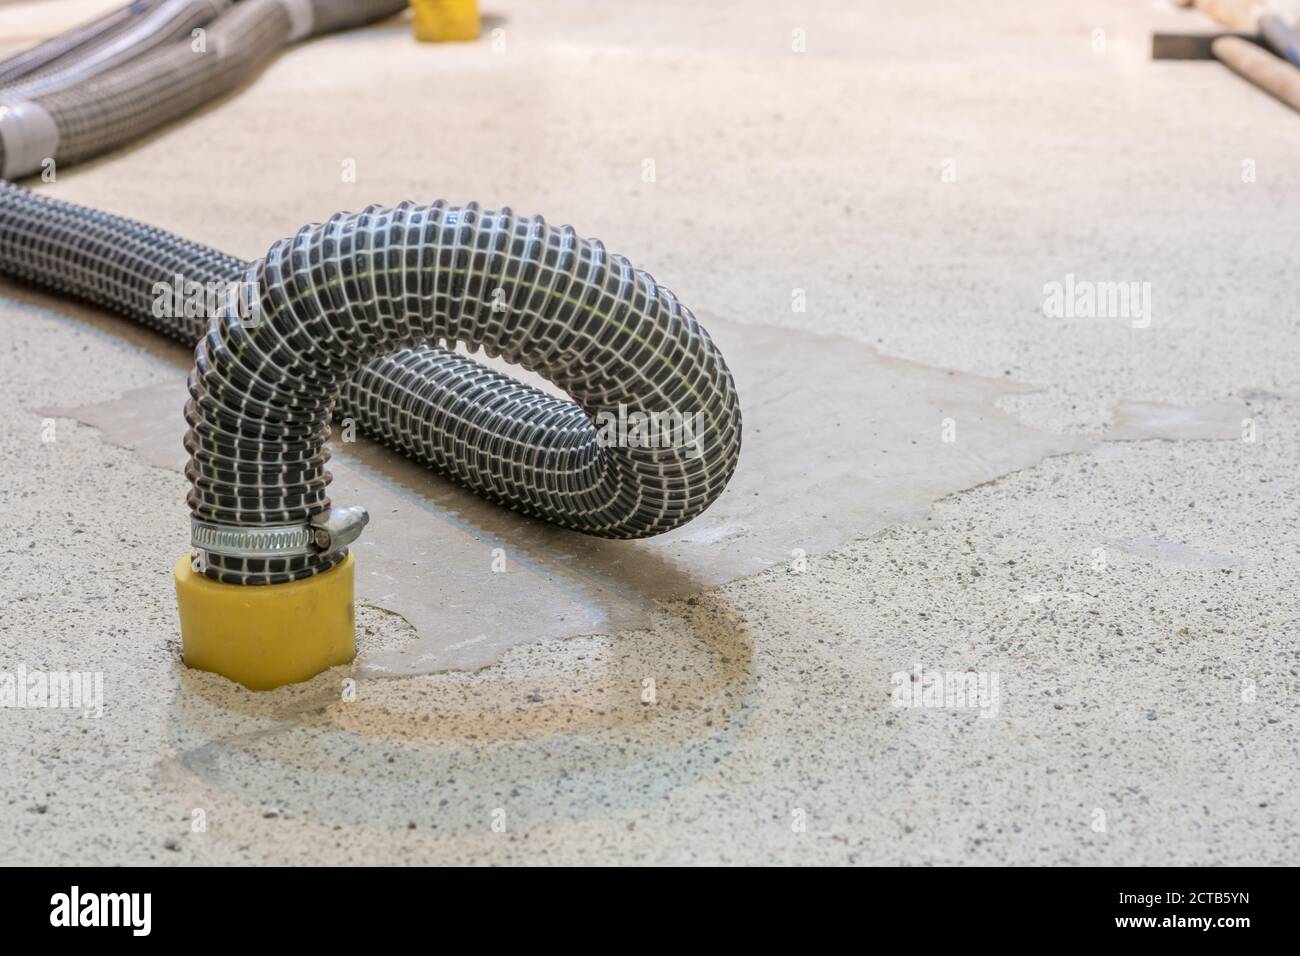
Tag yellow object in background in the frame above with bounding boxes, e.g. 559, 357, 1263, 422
412, 0, 480, 42
173, 553, 356, 691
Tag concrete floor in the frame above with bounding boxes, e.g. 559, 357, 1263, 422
1, 0, 1298, 864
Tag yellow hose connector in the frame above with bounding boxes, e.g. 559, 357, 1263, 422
412, 0, 480, 42
173, 553, 356, 690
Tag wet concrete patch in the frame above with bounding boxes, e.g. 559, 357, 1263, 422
1106, 399, 1251, 441
36, 309, 1092, 673
37, 305, 1255, 675
1108, 536, 1246, 571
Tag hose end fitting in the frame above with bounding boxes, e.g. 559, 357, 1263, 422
173, 552, 356, 691
177, 507, 367, 689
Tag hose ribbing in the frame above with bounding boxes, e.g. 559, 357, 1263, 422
0, 180, 243, 342
0, 185, 743, 584
0, 0, 407, 178
0, 0, 228, 103
193, 201, 741, 583
0, 0, 162, 88
0, 1, 742, 585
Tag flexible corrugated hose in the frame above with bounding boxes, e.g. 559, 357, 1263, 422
0, 1, 743, 586
0, 0, 228, 105
0, 0, 163, 88
0, 0, 408, 178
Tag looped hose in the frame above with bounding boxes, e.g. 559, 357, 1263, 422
0, 2, 743, 588
186, 201, 742, 584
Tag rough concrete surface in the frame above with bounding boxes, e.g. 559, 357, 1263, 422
38, 318, 1090, 674
1, 0, 1298, 865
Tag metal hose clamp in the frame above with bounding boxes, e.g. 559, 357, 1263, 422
191, 506, 369, 567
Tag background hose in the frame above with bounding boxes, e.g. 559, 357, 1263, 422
0, 0, 229, 104
0, 0, 408, 178
0, 0, 163, 88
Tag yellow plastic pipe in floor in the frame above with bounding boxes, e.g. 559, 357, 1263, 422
412, 0, 480, 42
173, 553, 356, 690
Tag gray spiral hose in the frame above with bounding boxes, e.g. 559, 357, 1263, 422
0, 0, 162, 88
0, 0, 407, 179
0, 1, 742, 586
190, 202, 741, 583
0, 183, 741, 583
0, 0, 228, 104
